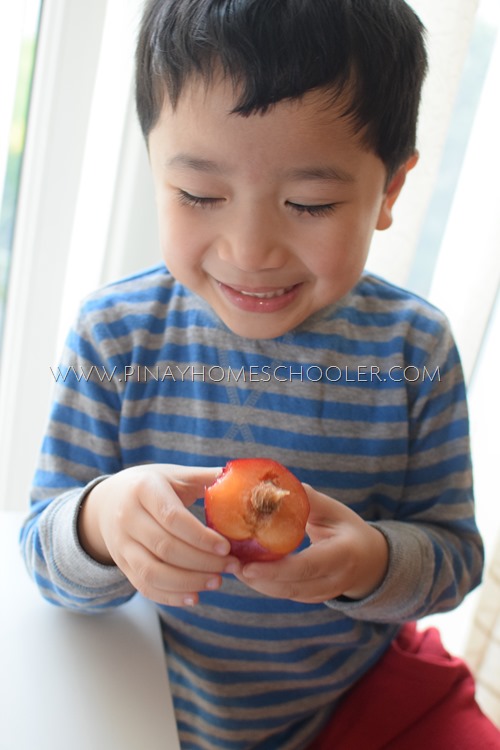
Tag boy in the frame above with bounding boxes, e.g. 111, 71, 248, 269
20, 1, 500, 748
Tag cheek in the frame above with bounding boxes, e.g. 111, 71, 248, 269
156, 200, 182, 244
305, 221, 368, 277
156, 204, 204, 268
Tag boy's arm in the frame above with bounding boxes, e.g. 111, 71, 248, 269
20, 484, 136, 612
19, 309, 136, 613
325, 320, 483, 622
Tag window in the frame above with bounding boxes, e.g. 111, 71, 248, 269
408, 0, 499, 298
0, 0, 42, 355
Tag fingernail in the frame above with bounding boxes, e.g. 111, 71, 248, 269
183, 596, 196, 606
215, 542, 230, 556
205, 577, 220, 590
224, 561, 240, 575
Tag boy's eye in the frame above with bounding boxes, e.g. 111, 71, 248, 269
286, 201, 337, 217
176, 190, 337, 217
177, 189, 224, 209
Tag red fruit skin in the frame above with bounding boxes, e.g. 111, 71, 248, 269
204, 458, 310, 563
204, 513, 284, 563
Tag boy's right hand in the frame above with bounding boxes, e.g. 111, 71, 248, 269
77, 464, 240, 607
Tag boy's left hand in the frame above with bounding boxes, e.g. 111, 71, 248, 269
236, 485, 389, 604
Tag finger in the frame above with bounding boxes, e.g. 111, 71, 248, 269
303, 486, 362, 547
137, 473, 231, 556
134, 510, 240, 574
303, 483, 348, 526
241, 543, 330, 583
235, 570, 343, 603
154, 464, 223, 505
154, 592, 201, 608
117, 543, 226, 602
133, 548, 224, 594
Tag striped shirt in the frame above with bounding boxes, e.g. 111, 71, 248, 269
20, 264, 483, 750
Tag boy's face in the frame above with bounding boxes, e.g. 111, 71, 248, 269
148, 77, 410, 339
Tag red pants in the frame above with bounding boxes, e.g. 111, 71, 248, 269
308, 623, 500, 750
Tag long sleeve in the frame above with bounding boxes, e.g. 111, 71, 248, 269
327, 314, 484, 622
20, 298, 136, 612
20, 485, 135, 611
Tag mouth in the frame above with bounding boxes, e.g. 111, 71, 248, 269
216, 281, 302, 313
237, 286, 295, 299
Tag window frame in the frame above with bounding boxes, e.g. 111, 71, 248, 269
0, 0, 111, 509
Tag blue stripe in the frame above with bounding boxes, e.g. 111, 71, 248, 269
160, 602, 355, 640
50, 403, 118, 439
33, 569, 132, 608
41, 437, 120, 474
32, 469, 86, 489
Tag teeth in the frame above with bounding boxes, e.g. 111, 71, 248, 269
240, 288, 289, 299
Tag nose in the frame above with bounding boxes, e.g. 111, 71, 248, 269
216, 205, 288, 272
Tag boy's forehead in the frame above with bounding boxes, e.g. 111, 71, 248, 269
148, 75, 385, 190
154, 73, 360, 146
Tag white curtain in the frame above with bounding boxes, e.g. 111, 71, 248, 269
465, 531, 500, 726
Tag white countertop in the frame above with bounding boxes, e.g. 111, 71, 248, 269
0, 512, 180, 750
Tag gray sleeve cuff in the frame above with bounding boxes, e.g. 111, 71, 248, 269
42, 480, 136, 598
325, 521, 435, 622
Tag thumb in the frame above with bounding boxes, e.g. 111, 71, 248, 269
303, 484, 351, 543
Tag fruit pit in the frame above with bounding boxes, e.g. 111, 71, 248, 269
248, 480, 290, 520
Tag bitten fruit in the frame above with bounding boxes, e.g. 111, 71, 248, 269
204, 458, 310, 562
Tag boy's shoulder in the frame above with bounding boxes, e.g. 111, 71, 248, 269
349, 272, 449, 330
80, 264, 176, 314
74, 264, 220, 341
72, 264, 211, 338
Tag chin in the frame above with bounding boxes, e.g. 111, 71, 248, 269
223, 318, 296, 340
215, 306, 306, 340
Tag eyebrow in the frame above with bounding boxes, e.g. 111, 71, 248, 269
166, 154, 229, 175
166, 153, 355, 183
284, 165, 355, 184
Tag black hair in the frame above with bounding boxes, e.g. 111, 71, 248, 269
135, 0, 428, 176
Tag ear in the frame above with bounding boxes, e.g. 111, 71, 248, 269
376, 152, 419, 231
